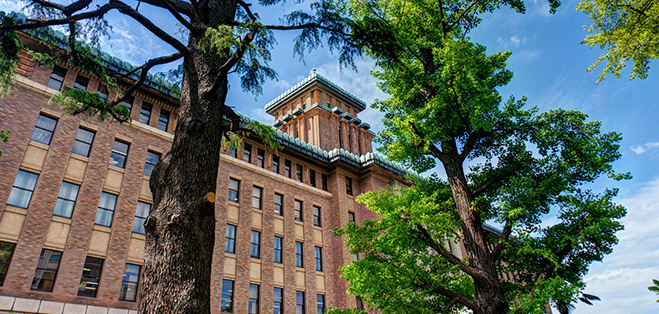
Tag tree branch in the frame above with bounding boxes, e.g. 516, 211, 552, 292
417, 281, 476, 310
1, 2, 118, 31
409, 120, 447, 161
63, 0, 94, 16
401, 212, 487, 281
491, 219, 513, 258
112, 0, 188, 53
162, 0, 198, 32
136, 0, 196, 17
109, 52, 184, 108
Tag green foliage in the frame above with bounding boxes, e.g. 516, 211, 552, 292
51, 87, 129, 123
0, 129, 10, 157
326, 308, 368, 314
649, 279, 659, 302
335, 0, 628, 311
578, 0, 659, 83
0, 12, 23, 98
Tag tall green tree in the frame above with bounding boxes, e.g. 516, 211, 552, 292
578, 0, 659, 83
0, 1, 356, 313
329, 0, 629, 313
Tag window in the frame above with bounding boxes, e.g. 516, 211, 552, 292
47, 65, 67, 90
316, 294, 325, 314
77, 257, 103, 297
31, 249, 62, 291
296, 291, 305, 314
229, 146, 237, 158
251, 230, 261, 259
313, 206, 321, 227
31, 114, 57, 145
139, 102, 152, 124
273, 287, 283, 314
285, 160, 291, 178
119, 264, 140, 301
295, 241, 304, 268
94, 192, 117, 227
96, 84, 109, 99
274, 193, 283, 216
110, 139, 130, 168
157, 109, 170, 131
257, 149, 264, 168
294, 200, 303, 222
249, 284, 260, 314
221, 279, 234, 312
72, 128, 95, 157
7, 170, 38, 209
356, 297, 364, 310
53, 181, 80, 218
73, 75, 89, 90
348, 211, 355, 223
315, 246, 323, 272
296, 164, 303, 182
228, 178, 240, 202
0, 242, 16, 286
321, 174, 328, 191
272, 156, 279, 173
121, 97, 133, 113
346, 177, 353, 196
252, 186, 262, 210
309, 169, 316, 188
225, 224, 237, 254
143, 151, 161, 176
274, 236, 282, 264
132, 202, 151, 234
244, 144, 252, 163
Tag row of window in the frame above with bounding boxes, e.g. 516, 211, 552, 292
221, 279, 325, 314
8, 169, 151, 233
0, 242, 140, 301
228, 179, 323, 226
225, 225, 323, 271
31, 113, 162, 174
229, 144, 346, 193
47, 66, 171, 132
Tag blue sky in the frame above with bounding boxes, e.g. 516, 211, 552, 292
4, 0, 658, 312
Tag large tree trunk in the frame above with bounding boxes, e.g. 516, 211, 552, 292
138, 1, 237, 313
443, 148, 509, 314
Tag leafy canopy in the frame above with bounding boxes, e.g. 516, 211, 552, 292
578, 0, 659, 83
329, 0, 629, 312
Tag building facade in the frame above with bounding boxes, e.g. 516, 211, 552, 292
0, 31, 415, 314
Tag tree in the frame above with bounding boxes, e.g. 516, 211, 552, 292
0, 1, 357, 313
578, 0, 659, 83
649, 279, 659, 302
328, 0, 629, 313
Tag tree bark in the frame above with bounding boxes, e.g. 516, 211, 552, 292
442, 147, 509, 314
138, 1, 237, 313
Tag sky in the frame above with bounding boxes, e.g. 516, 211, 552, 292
4, 0, 659, 312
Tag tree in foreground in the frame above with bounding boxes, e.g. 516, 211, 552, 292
649, 279, 659, 302
578, 0, 659, 83
327, 0, 629, 313
1, 1, 356, 313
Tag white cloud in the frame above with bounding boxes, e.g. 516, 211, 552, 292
630, 142, 659, 155
1, 0, 25, 13
570, 178, 659, 313
497, 34, 527, 49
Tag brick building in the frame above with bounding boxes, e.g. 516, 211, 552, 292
0, 30, 416, 314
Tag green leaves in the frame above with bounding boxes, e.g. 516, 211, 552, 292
0, 12, 23, 98
578, 0, 659, 83
648, 279, 659, 302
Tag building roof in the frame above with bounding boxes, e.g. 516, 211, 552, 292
9, 12, 180, 98
238, 113, 420, 179
264, 69, 367, 113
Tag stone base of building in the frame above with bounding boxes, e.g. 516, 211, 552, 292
0, 296, 135, 314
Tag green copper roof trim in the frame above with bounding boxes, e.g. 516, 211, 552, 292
237, 113, 419, 179
264, 70, 367, 113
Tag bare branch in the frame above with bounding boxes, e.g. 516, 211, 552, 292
491, 219, 513, 258
110, 52, 184, 107
63, 0, 94, 15
417, 281, 476, 310
137, 0, 196, 17
31, 0, 66, 12
1, 2, 118, 32
112, 1, 188, 53
162, 0, 198, 32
